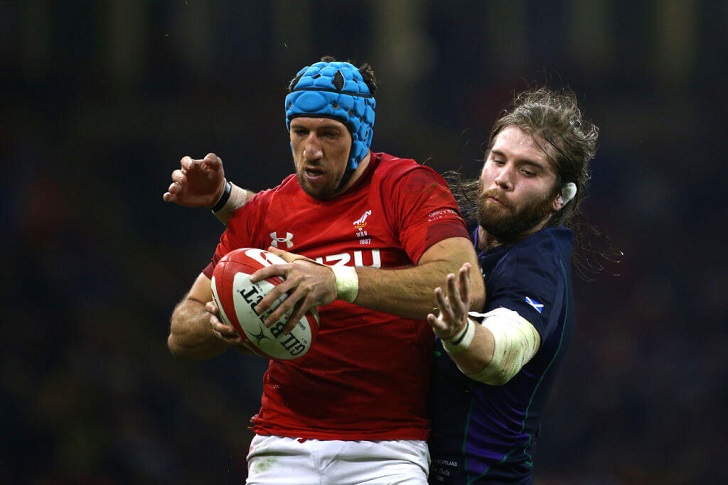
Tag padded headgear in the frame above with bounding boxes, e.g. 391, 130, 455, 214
285, 61, 376, 171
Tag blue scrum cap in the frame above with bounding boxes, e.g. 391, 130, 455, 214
285, 61, 376, 171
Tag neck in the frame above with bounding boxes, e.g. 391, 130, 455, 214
334, 152, 371, 196
477, 226, 497, 251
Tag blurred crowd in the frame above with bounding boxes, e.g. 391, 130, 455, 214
1, 1, 725, 483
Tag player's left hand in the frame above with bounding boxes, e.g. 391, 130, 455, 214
249, 247, 336, 332
427, 262, 473, 340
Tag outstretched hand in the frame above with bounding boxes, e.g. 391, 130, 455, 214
427, 262, 473, 341
163, 153, 226, 208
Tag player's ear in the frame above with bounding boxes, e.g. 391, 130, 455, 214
554, 182, 577, 210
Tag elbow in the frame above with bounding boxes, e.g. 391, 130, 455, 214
482, 372, 514, 386
167, 333, 192, 361
167, 328, 222, 361
465, 362, 517, 386
167, 334, 182, 359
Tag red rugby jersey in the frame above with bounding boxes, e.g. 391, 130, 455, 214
203, 152, 468, 441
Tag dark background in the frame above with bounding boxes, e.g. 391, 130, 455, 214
2, 1, 726, 483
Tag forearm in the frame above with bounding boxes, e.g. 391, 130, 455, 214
442, 320, 496, 374
355, 262, 460, 319
444, 309, 541, 385
167, 298, 229, 360
253, 237, 484, 327
353, 237, 485, 319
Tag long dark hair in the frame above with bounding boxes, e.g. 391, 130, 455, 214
450, 87, 622, 280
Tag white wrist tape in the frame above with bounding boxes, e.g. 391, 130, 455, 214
466, 307, 541, 385
331, 266, 359, 303
442, 318, 476, 354
213, 182, 248, 223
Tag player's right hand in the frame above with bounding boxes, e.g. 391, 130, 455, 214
163, 153, 226, 208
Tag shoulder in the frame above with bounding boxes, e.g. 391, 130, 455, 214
248, 174, 300, 202
370, 152, 448, 188
517, 227, 574, 259
488, 228, 574, 280
485, 229, 575, 324
270, 173, 300, 193
229, 174, 299, 222
371, 152, 437, 176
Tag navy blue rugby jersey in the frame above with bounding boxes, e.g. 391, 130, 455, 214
429, 226, 575, 484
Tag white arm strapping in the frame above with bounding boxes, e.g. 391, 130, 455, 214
465, 307, 541, 386
212, 182, 248, 224
331, 266, 359, 303
441, 317, 476, 354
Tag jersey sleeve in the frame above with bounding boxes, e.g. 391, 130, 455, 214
484, 238, 570, 339
201, 189, 273, 278
384, 165, 469, 264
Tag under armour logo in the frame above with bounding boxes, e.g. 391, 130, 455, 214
270, 232, 294, 249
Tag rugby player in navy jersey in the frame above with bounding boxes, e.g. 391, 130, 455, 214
427, 87, 618, 483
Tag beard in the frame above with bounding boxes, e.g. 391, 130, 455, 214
478, 187, 555, 244
296, 163, 353, 200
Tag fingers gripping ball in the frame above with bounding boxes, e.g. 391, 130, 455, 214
211, 248, 319, 360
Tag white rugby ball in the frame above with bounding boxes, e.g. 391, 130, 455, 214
211, 247, 319, 360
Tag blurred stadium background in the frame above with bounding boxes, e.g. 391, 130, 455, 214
1, 1, 725, 483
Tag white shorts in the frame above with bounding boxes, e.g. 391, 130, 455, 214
246, 435, 430, 484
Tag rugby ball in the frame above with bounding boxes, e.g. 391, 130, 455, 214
211, 247, 319, 360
